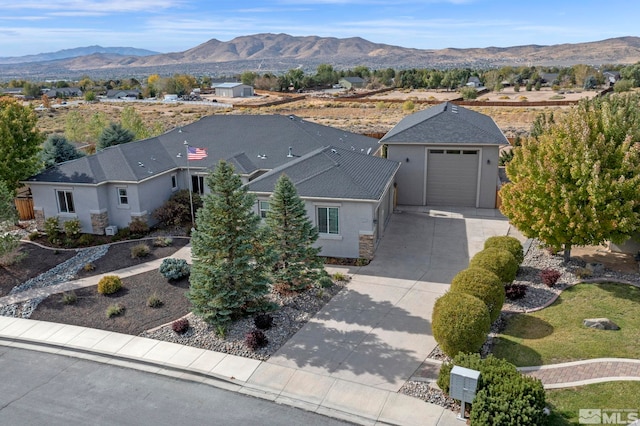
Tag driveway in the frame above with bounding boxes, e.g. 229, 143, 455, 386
263, 206, 510, 392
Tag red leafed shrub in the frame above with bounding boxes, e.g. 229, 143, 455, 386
540, 269, 561, 287
254, 313, 274, 330
245, 330, 268, 350
505, 284, 527, 300
172, 318, 190, 334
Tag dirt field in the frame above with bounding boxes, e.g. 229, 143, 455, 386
31, 88, 586, 140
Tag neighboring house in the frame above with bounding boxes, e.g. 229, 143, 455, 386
106, 89, 141, 99
45, 87, 82, 98
539, 73, 559, 86
338, 77, 365, 90
466, 76, 483, 88
24, 115, 395, 259
380, 102, 507, 208
603, 71, 621, 87
213, 83, 254, 98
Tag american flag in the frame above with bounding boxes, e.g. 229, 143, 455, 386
187, 146, 208, 160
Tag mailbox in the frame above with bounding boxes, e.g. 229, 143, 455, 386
449, 365, 480, 420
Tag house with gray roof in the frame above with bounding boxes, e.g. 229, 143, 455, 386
24, 115, 398, 259
338, 77, 365, 90
380, 102, 507, 208
213, 83, 254, 98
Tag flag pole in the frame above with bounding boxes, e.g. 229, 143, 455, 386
184, 141, 195, 228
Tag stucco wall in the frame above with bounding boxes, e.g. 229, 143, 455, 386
386, 144, 500, 208
30, 184, 101, 234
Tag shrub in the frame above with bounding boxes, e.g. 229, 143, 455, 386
318, 276, 334, 288
438, 353, 546, 426
469, 248, 518, 285
172, 318, 190, 334
130, 243, 150, 258
129, 217, 149, 236
450, 268, 505, 323
77, 233, 94, 246
44, 216, 60, 242
254, 313, 274, 330
28, 232, 40, 241
97, 275, 122, 295
152, 190, 203, 227
574, 267, 592, 278
402, 100, 415, 111
106, 303, 125, 318
245, 330, 269, 350
470, 362, 546, 425
83, 262, 95, 272
63, 218, 81, 237
113, 226, 131, 240
483, 236, 524, 264
331, 272, 349, 281
540, 268, 561, 287
153, 236, 173, 247
505, 283, 527, 300
61, 291, 77, 305
147, 293, 164, 308
431, 292, 491, 358
159, 258, 190, 280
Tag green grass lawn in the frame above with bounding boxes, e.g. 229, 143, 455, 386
492, 283, 640, 366
546, 381, 640, 425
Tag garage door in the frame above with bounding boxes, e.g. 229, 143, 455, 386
426, 149, 479, 206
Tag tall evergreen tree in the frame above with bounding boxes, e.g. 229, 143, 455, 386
96, 122, 134, 150
40, 133, 84, 168
187, 161, 271, 326
265, 174, 325, 291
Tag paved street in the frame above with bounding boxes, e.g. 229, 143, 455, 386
0, 346, 351, 426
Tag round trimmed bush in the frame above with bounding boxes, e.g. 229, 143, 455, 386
97, 275, 122, 295
432, 292, 491, 358
469, 247, 518, 284
159, 258, 190, 280
484, 236, 524, 265
450, 268, 505, 323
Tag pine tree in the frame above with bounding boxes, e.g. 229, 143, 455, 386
40, 133, 84, 168
97, 122, 134, 150
187, 161, 271, 326
500, 94, 640, 261
265, 174, 325, 291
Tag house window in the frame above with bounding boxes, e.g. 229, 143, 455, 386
191, 175, 205, 195
171, 174, 178, 190
56, 190, 75, 213
317, 207, 339, 234
259, 201, 270, 218
117, 188, 128, 206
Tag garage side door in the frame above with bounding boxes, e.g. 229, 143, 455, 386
426, 149, 479, 206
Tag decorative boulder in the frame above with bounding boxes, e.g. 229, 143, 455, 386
583, 318, 620, 330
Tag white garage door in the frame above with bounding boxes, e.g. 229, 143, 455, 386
426, 149, 479, 206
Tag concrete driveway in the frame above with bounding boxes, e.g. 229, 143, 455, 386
265, 206, 510, 392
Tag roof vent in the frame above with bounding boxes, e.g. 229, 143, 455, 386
287, 147, 294, 158
452, 105, 458, 114
138, 162, 144, 167
288, 115, 294, 120
366, 147, 372, 155
176, 153, 182, 158
257, 154, 267, 159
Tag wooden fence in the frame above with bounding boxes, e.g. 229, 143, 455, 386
14, 198, 34, 220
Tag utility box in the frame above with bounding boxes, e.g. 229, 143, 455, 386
450, 365, 480, 420
105, 225, 118, 236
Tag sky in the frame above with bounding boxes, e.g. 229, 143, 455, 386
0, 0, 637, 58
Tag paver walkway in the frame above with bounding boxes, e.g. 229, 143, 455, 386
519, 359, 640, 389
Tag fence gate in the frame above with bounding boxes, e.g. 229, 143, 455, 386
14, 198, 34, 220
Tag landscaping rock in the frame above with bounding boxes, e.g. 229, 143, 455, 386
583, 317, 620, 330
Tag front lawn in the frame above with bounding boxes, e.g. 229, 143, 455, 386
546, 381, 640, 425
492, 283, 640, 366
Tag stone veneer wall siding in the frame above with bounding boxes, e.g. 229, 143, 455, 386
91, 211, 109, 235
359, 233, 375, 260
34, 208, 45, 231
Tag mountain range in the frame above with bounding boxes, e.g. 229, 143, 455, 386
1, 33, 639, 80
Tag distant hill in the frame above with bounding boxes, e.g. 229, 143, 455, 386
1, 34, 639, 80
0, 45, 159, 65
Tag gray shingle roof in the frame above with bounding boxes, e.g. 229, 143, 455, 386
26, 115, 381, 185
379, 102, 507, 146
248, 146, 400, 201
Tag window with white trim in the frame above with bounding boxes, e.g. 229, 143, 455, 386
191, 175, 205, 195
259, 201, 270, 219
117, 187, 128, 206
317, 206, 339, 234
171, 174, 178, 190
56, 190, 75, 213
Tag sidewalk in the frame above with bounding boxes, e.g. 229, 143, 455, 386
519, 358, 640, 389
